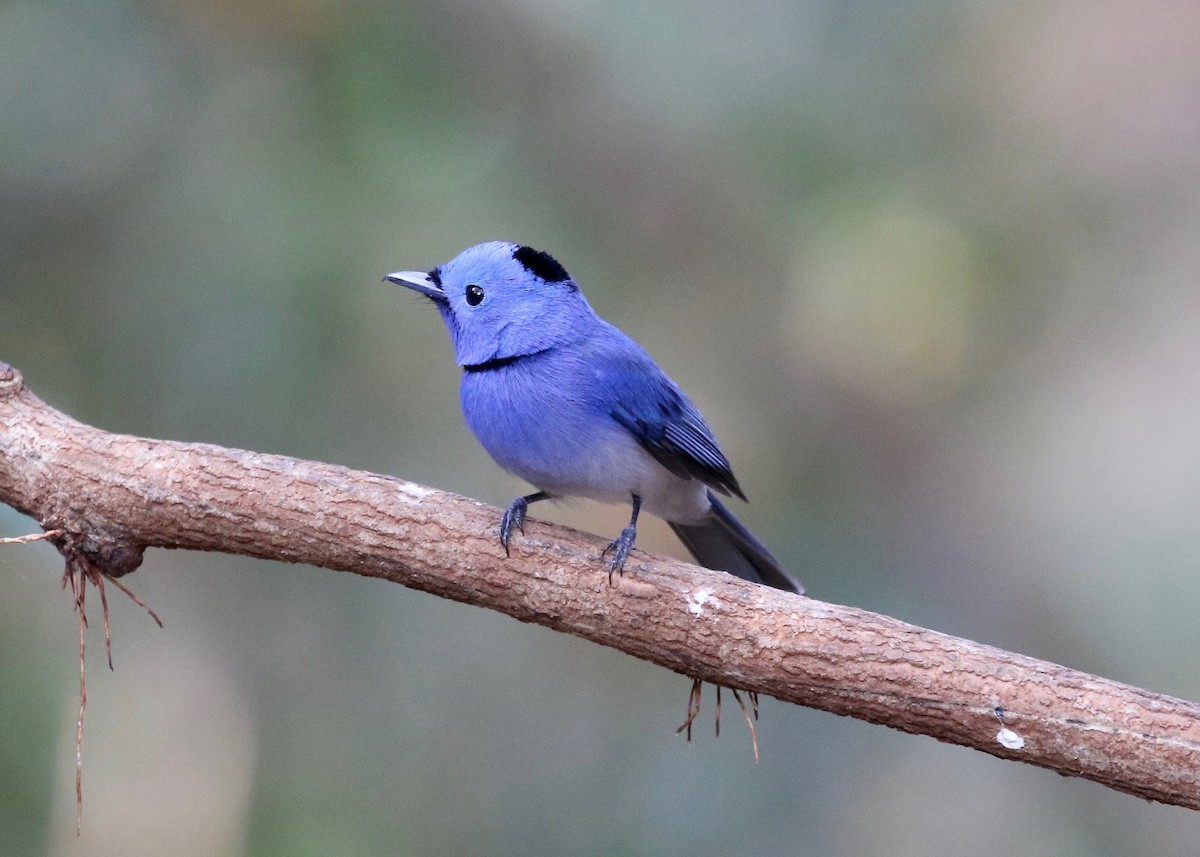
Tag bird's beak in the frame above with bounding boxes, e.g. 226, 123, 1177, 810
384, 270, 446, 301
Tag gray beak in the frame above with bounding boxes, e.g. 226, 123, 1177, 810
384, 270, 445, 301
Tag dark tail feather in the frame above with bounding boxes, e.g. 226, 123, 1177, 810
669, 491, 804, 594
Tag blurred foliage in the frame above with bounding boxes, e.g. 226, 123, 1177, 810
3, 0, 1200, 854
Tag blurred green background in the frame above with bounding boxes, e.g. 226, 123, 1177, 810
3, 0, 1200, 854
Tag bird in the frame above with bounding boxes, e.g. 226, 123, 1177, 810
385, 241, 802, 594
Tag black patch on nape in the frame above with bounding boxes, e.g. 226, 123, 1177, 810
428, 267, 442, 287
513, 245, 573, 286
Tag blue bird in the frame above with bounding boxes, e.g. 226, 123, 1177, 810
385, 241, 802, 594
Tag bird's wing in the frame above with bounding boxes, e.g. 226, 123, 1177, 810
600, 347, 746, 500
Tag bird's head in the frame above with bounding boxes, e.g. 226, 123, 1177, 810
386, 241, 595, 367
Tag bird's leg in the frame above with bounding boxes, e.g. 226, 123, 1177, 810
499, 491, 552, 556
602, 494, 642, 582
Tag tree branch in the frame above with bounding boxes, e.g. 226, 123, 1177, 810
1, 360, 1198, 809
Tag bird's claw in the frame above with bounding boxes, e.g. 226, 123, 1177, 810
601, 524, 638, 584
499, 497, 529, 556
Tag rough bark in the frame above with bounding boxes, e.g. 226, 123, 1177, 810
1, 360, 1198, 809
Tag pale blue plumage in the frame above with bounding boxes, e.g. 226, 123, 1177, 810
386, 241, 802, 594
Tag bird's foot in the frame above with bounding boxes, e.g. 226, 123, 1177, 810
498, 492, 552, 557
601, 523, 638, 584
499, 497, 529, 556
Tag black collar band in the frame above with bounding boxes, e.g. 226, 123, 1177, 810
462, 354, 524, 373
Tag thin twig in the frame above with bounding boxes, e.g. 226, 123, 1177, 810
675, 680, 760, 760
95, 574, 112, 671
58, 554, 163, 832
0, 529, 62, 544
732, 689, 760, 763
676, 678, 703, 740
71, 562, 87, 834
103, 573, 164, 628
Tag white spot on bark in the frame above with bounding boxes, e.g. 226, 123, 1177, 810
687, 587, 718, 616
395, 482, 432, 503
996, 727, 1025, 750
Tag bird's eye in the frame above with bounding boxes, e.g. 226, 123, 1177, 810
466, 284, 485, 306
